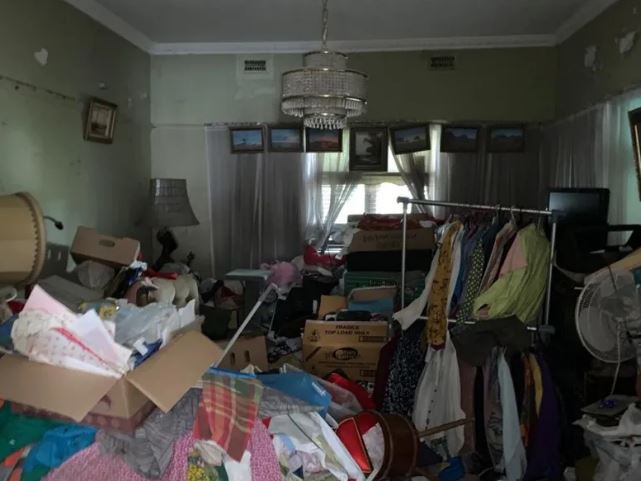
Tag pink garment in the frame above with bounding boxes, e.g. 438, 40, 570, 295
249, 421, 281, 481
498, 232, 527, 277
44, 433, 193, 481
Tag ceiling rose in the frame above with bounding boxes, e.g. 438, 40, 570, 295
281, 0, 368, 130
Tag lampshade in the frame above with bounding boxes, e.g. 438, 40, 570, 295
147, 178, 199, 228
0, 193, 46, 286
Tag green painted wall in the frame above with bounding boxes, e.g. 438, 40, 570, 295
151, 48, 557, 125
557, 0, 641, 116
0, 0, 151, 253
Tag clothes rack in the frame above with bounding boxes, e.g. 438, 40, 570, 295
397, 197, 559, 333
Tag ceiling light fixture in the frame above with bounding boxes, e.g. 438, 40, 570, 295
281, 0, 368, 130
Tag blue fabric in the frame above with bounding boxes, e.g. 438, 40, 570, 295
131, 340, 162, 367
451, 227, 485, 316
257, 372, 331, 416
22, 425, 96, 477
0, 315, 16, 351
206, 367, 257, 379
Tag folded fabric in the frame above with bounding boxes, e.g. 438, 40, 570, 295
248, 421, 280, 481
452, 317, 530, 366
0, 403, 64, 462
194, 374, 263, 462
21, 425, 96, 481
98, 389, 199, 478
44, 433, 193, 481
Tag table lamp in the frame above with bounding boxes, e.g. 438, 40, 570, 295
147, 178, 199, 270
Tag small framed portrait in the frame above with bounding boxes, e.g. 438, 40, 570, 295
488, 125, 525, 153
440, 126, 480, 153
629, 107, 641, 200
84, 98, 118, 144
390, 125, 430, 155
229, 127, 264, 153
305, 128, 343, 152
268, 126, 303, 152
349, 127, 388, 172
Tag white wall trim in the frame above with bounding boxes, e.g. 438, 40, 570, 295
555, 0, 621, 43
64, 0, 621, 55
62, 0, 154, 52
150, 35, 557, 55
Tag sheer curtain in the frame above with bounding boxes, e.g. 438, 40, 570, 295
206, 127, 306, 277
305, 149, 356, 248
428, 124, 546, 217
392, 151, 429, 213
542, 86, 641, 225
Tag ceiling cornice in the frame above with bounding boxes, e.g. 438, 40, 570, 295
64, 0, 622, 55
555, 0, 621, 43
63, 0, 154, 52
150, 35, 557, 55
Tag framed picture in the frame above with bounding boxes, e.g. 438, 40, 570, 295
349, 127, 388, 172
229, 127, 264, 153
488, 125, 525, 153
629, 107, 641, 200
268, 126, 303, 152
440, 126, 479, 153
84, 98, 118, 144
305, 128, 343, 152
390, 125, 430, 154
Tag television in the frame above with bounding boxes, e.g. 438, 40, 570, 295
547, 188, 610, 225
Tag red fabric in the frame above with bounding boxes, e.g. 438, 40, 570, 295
8, 301, 24, 314
303, 244, 346, 269
357, 214, 423, 231
326, 373, 376, 410
143, 269, 178, 280
336, 418, 372, 474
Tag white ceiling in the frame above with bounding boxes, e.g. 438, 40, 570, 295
64, 0, 619, 54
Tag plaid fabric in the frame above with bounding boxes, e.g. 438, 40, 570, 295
194, 374, 263, 462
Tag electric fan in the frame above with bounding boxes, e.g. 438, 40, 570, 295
575, 269, 638, 364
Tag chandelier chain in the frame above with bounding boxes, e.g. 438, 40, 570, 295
321, 0, 329, 47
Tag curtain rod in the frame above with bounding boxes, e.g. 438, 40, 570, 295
397, 196, 554, 217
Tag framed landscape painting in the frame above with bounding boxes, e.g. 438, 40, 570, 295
349, 127, 388, 171
488, 125, 525, 153
230, 127, 264, 153
390, 125, 430, 154
440, 126, 479, 153
268, 126, 303, 152
305, 128, 343, 152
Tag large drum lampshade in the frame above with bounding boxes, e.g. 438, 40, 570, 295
0, 193, 46, 286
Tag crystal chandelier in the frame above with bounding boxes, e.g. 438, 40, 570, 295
281, 0, 368, 130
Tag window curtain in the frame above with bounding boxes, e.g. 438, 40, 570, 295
428, 124, 546, 218
206, 127, 306, 277
392, 151, 429, 213
541, 86, 641, 225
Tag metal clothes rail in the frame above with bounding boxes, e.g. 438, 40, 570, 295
397, 197, 559, 331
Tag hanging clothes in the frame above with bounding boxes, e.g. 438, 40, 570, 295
425, 222, 463, 347
456, 237, 487, 323
498, 351, 527, 481
413, 332, 465, 456
382, 319, 426, 416
474, 224, 550, 323
478, 221, 518, 294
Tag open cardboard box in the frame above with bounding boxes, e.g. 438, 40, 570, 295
303, 293, 391, 382
71, 226, 140, 268
215, 335, 269, 372
0, 330, 223, 430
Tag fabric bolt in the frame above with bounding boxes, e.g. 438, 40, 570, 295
426, 222, 462, 348
478, 222, 517, 294
98, 389, 199, 479
248, 421, 280, 481
382, 319, 426, 416
483, 349, 503, 469
456, 239, 486, 323
451, 317, 530, 367
194, 374, 263, 462
21, 425, 96, 481
413, 332, 465, 457
497, 351, 527, 481
372, 335, 399, 410
473, 225, 550, 323
44, 433, 193, 481
0, 403, 64, 462
528, 354, 543, 416
523, 354, 562, 481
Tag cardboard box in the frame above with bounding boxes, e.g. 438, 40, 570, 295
302, 320, 388, 382
71, 226, 140, 268
348, 228, 435, 253
216, 335, 269, 371
0, 330, 222, 428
